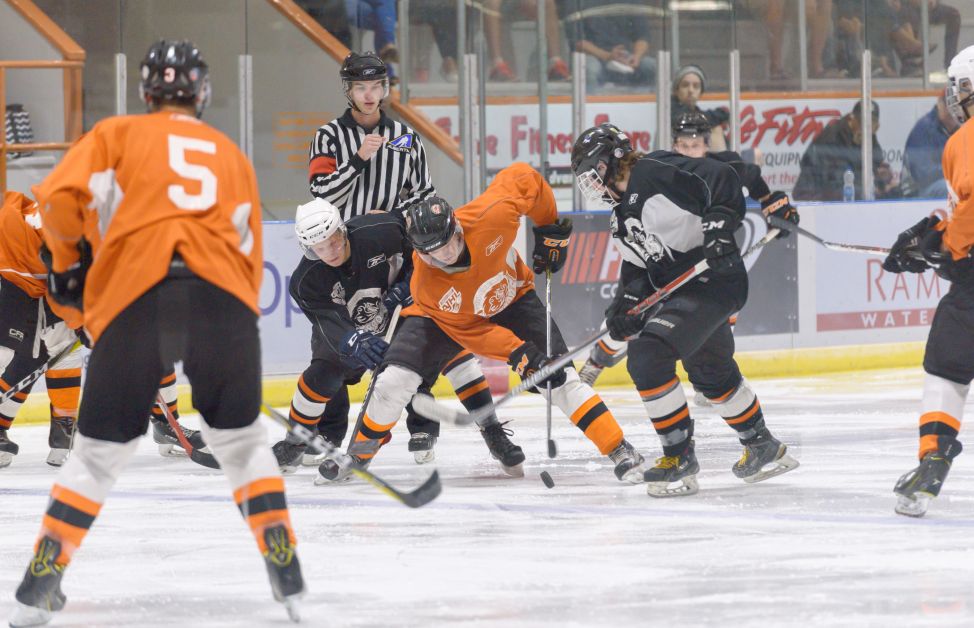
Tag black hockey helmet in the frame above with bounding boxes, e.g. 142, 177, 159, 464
403, 196, 459, 253
340, 51, 389, 109
570, 123, 632, 207
139, 40, 210, 117
672, 111, 712, 139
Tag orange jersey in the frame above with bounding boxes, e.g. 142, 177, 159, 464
942, 116, 974, 259
409, 162, 557, 360
0, 191, 46, 297
32, 111, 262, 341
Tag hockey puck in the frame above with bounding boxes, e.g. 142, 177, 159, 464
540, 471, 555, 489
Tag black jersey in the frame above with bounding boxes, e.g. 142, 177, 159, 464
707, 150, 772, 202
289, 212, 411, 357
612, 151, 746, 286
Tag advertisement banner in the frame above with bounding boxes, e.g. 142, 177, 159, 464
813, 200, 948, 332
259, 223, 315, 375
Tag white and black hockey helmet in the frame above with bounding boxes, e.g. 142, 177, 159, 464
570, 123, 633, 208
295, 198, 346, 259
946, 45, 974, 126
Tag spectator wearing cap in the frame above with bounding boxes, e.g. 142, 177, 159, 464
793, 100, 901, 201
902, 90, 960, 198
671, 65, 729, 150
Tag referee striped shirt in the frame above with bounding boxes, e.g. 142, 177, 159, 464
308, 108, 435, 220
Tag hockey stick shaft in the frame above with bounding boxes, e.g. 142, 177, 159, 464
155, 393, 221, 469
768, 216, 891, 256
544, 267, 556, 458
0, 340, 81, 404
345, 303, 401, 456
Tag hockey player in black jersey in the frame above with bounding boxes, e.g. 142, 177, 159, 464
570, 122, 799, 497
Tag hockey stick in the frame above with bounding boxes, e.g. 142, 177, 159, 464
768, 215, 891, 256
544, 267, 557, 459
0, 340, 81, 404
411, 228, 782, 426
261, 402, 441, 508
345, 303, 401, 457
155, 393, 221, 470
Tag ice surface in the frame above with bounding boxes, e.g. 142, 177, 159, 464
1, 368, 972, 627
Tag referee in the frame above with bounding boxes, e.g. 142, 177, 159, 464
302, 51, 438, 462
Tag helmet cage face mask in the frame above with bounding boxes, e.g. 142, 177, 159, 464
946, 76, 974, 126
571, 124, 631, 209
576, 168, 619, 208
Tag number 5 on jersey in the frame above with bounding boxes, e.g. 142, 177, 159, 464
168, 134, 217, 210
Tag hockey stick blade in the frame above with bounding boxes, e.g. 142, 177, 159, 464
260, 403, 441, 508
156, 394, 221, 470
411, 228, 782, 426
768, 216, 891, 256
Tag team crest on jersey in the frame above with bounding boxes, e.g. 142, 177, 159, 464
348, 289, 385, 333
331, 282, 346, 305
387, 133, 414, 153
485, 235, 504, 256
474, 271, 517, 317
438, 287, 462, 313
367, 253, 386, 268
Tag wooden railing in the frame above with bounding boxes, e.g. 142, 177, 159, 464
266, 0, 463, 165
1, 0, 85, 194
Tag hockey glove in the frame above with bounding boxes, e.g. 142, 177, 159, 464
40, 239, 92, 311
919, 228, 974, 284
760, 191, 799, 238
382, 280, 413, 312
605, 275, 654, 341
340, 329, 389, 370
507, 341, 567, 393
882, 215, 939, 274
702, 207, 742, 274
531, 218, 573, 274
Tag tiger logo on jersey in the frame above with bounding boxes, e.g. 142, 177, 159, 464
387, 133, 414, 153
473, 270, 517, 317
347, 288, 386, 333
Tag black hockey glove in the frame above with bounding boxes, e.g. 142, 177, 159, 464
919, 228, 974, 284
531, 218, 573, 274
382, 280, 413, 313
760, 191, 799, 238
702, 207, 742, 274
507, 341, 567, 393
40, 239, 91, 311
882, 215, 939, 274
605, 275, 654, 341
340, 329, 389, 370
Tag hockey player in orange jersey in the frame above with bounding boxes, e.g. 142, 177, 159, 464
884, 45, 974, 518
10, 41, 303, 626
342, 162, 646, 481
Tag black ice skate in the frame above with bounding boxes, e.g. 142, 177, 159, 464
480, 421, 525, 477
10, 536, 67, 628
46, 417, 75, 467
577, 357, 604, 387
894, 437, 963, 518
272, 438, 307, 474
608, 438, 645, 484
151, 418, 206, 457
261, 524, 305, 623
732, 428, 799, 483
0, 427, 20, 469
644, 440, 700, 497
407, 432, 437, 464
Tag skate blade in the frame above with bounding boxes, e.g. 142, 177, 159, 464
8, 602, 53, 627
742, 453, 800, 484
501, 462, 524, 478
279, 464, 299, 475
156, 443, 188, 458
45, 449, 69, 467
282, 593, 302, 623
300, 453, 323, 467
895, 492, 932, 517
412, 450, 435, 465
646, 475, 699, 498
0, 451, 14, 469
620, 464, 647, 485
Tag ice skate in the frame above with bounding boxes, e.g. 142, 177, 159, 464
261, 525, 305, 623
644, 441, 700, 497
480, 421, 525, 477
272, 438, 307, 474
407, 432, 437, 464
577, 357, 604, 387
10, 536, 67, 628
0, 428, 20, 469
894, 438, 962, 518
301, 451, 324, 466
151, 418, 206, 457
608, 438, 645, 484
732, 429, 799, 483
45, 417, 75, 467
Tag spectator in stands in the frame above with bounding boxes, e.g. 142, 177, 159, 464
793, 100, 901, 201
740, 0, 834, 80
671, 65, 728, 150
894, 0, 960, 70
485, 0, 571, 81
565, 0, 656, 93
832, 0, 898, 78
346, 0, 399, 79
409, 0, 458, 82
295, 0, 352, 48
902, 89, 960, 197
